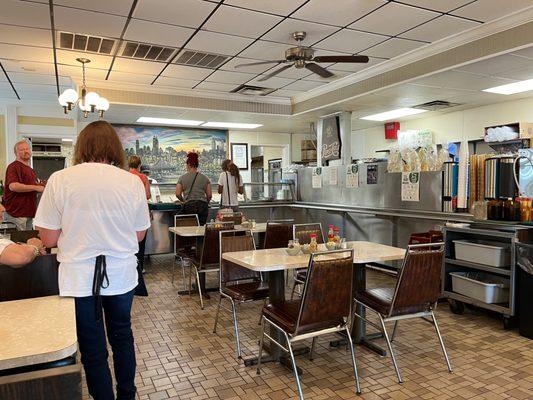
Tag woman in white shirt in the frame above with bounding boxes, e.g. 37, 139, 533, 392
34, 121, 150, 400
218, 159, 243, 211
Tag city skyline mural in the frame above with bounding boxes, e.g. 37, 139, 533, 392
114, 124, 227, 184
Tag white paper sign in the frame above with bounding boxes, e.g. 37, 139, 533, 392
346, 164, 359, 188
329, 167, 338, 186
401, 172, 420, 202
312, 167, 322, 188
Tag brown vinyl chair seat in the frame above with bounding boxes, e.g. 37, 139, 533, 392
262, 300, 344, 335
355, 287, 394, 316
222, 281, 269, 302
176, 246, 196, 259
295, 269, 307, 282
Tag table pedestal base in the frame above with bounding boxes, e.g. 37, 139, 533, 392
329, 332, 386, 356
243, 345, 309, 375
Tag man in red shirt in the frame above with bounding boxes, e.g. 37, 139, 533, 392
2, 140, 45, 230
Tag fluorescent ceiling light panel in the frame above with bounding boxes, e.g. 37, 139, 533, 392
360, 108, 428, 121
482, 78, 533, 95
201, 122, 263, 129
61, 138, 73, 142
136, 117, 204, 126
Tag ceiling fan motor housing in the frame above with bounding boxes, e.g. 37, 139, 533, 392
285, 46, 314, 65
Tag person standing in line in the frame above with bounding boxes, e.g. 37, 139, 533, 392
34, 121, 151, 400
218, 159, 243, 212
3, 140, 45, 230
175, 152, 212, 225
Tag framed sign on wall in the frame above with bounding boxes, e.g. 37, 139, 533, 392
231, 143, 248, 170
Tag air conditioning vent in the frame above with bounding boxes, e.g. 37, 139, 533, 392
175, 50, 228, 69
413, 100, 462, 111
120, 41, 176, 62
231, 84, 275, 96
58, 31, 116, 55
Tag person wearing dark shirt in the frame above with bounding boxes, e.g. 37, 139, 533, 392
3, 140, 44, 230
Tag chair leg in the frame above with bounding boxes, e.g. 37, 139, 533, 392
230, 299, 242, 359
290, 282, 298, 300
378, 314, 403, 384
259, 298, 267, 325
195, 268, 204, 310
285, 332, 305, 400
431, 311, 453, 373
309, 337, 316, 361
213, 295, 222, 333
390, 320, 399, 343
345, 327, 362, 395
181, 258, 188, 292
188, 264, 193, 296
257, 316, 265, 375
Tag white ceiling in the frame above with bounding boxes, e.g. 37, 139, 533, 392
1, 0, 532, 104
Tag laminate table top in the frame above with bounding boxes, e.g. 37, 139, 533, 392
0, 295, 77, 371
169, 222, 267, 237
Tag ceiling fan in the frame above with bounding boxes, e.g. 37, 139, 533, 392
234, 31, 369, 81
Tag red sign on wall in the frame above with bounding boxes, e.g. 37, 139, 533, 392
385, 121, 400, 139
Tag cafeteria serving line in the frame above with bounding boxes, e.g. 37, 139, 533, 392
1, 1, 533, 399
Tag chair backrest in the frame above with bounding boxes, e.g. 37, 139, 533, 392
9, 230, 40, 244
293, 223, 324, 244
0, 254, 59, 301
174, 214, 199, 252
219, 229, 258, 285
408, 230, 443, 245
264, 220, 294, 249
389, 243, 444, 316
200, 221, 234, 266
220, 212, 243, 225
294, 250, 354, 335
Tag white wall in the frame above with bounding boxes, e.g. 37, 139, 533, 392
352, 96, 533, 158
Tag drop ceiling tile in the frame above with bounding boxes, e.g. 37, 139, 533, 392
399, 0, 473, 12
293, 0, 387, 26
8, 72, 70, 86
196, 81, 238, 92
327, 56, 383, 72
316, 29, 387, 54
54, 0, 133, 16
2, 60, 56, 75
494, 67, 533, 81
206, 70, 255, 84
221, 57, 277, 74
203, 5, 283, 38
239, 40, 292, 61
0, 44, 54, 63
454, 54, 532, 76
58, 64, 109, 81
364, 38, 423, 58
154, 76, 200, 88
274, 66, 315, 80
188, 31, 254, 56
162, 64, 214, 80
112, 58, 165, 74
413, 70, 516, 91
248, 75, 293, 89
0, 25, 52, 48
400, 15, 480, 42
451, 0, 533, 22
107, 70, 155, 85
124, 19, 193, 48
350, 3, 438, 36
512, 46, 533, 60
0, 1, 50, 29
56, 49, 113, 69
54, 6, 127, 38
283, 79, 325, 91
224, 0, 308, 16
133, 0, 217, 29
263, 19, 339, 46
305, 68, 351, 82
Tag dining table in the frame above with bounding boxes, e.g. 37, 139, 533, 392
222, 241, 406, 367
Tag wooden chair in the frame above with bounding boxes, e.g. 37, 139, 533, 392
191, 221, 234, 309
292, 223, 325, 298
354, 243, 452, 383
263, 219, 294, 249
213, 230, 268, 359
257, 249, 360, 399
172, 214, 199, 289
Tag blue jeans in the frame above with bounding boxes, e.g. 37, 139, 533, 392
75, 290, 136, 400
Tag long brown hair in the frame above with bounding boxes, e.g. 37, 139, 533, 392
228, 162, 241, 186
74, 121, 126, 168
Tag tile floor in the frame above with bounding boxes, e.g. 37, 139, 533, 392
82, 255, 533, 400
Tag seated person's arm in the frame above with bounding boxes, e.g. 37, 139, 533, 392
9, 182, 44, 193
0, 242, 39, 267
36, 227, 61, 248
136, 229, 147, 241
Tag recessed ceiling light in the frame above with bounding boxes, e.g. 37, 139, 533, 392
360, 108, 428, 121
136, 117, 204, 126
61, 138, 73, 142
482, 78, 533, 95
201, 122, 263, 129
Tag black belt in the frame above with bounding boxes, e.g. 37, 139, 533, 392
92, 255, 109, 321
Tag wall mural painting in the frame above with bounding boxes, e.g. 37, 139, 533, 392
114, 124, 227, 184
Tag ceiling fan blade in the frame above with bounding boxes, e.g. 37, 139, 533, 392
234, 60, 286, 69
313, 55, 369, 63
258, 64, 293, 82
305, 62, 334, 78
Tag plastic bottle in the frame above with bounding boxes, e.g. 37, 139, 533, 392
327, 225, 334, 242
309, 234, 318, 253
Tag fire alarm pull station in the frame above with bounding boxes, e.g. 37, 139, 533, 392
385, 121, 400, 139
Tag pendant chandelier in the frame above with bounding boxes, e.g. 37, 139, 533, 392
58, 58, 109, 118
